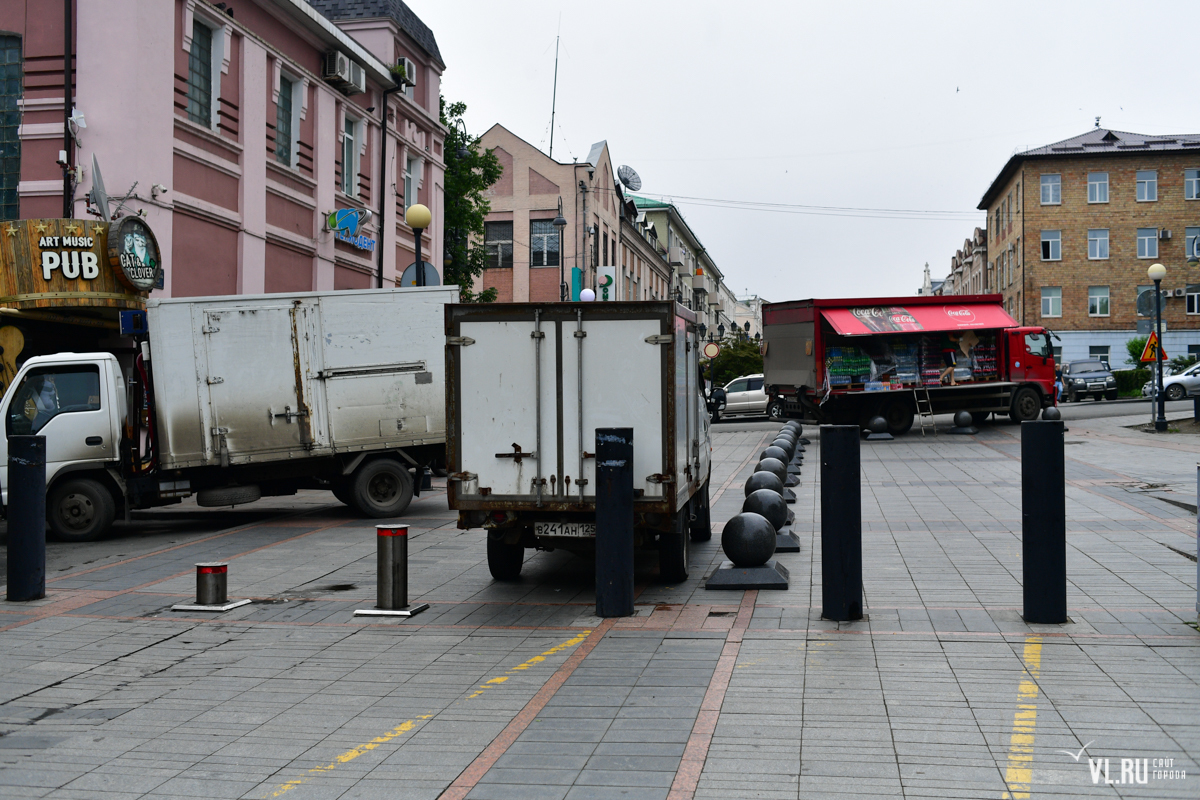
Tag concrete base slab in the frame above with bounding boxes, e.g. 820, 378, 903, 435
171, 599, 252, 613
774, 531, 801, 552
784, 475, 800, 487
865, 432, 894, 441
947, 425, 978, 435
705, 559, 789, 590
783, 488, 797, 504
353, 603, 431, 618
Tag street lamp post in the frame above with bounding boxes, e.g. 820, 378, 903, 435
406, 203, 432, 287
1148, 263, 1167, 431
553, 197, 567, 301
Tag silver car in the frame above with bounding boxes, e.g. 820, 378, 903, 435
1142, 360, 1200, 400
713, 374, 769, 420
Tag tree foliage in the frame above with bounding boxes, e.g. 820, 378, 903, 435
1125, 336, 1148, 367
703, 336, 764, 387
441, 97, 502, 303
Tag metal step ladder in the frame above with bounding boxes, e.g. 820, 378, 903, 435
914, 386, 936, 437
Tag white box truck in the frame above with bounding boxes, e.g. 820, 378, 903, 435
1, 286, 455, 541
445, 301, 712, 583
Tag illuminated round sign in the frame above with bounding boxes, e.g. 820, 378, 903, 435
106, 216, 162, 292
703, 342, 721, 359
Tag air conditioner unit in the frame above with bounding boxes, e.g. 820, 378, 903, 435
1159, 229, 1172, 240
394, 57, 417, 88
1173, 287, 1186, 297
322, 51, 366, 95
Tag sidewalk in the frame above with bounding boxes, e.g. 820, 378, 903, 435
0, 415, 1195, 799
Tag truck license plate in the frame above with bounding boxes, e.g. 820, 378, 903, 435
535, 522, 596, 538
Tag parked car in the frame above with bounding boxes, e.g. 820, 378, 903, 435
1141, 360, 1200, 400
1061, 359, 1118, 402
711, 374, 780, 421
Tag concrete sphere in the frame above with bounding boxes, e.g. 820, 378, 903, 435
755, 457, 788, 484
760, 445, 790, 463
868, 416, 888, 434
771, 438, 796, 458
744, 470, 784, 497
784, 421, 802, 433
721, 512, 777, 567
953, 410, 973, 428
1042, 406, 1062, 421
743, 488, 787, 531
776, 427, 797, 440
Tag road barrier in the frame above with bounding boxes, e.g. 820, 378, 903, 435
595, 428, 635, 618
820, 425, 863, 621
6, 435, 46, 602
172, 563, 251, 612
355, 524, 429, 617
1021, 419, 1067, 623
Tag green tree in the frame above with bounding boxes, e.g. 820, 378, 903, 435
1168, 352, 1197, 372
704, 336, 764, 387
1125, 336, 1148, 367
441, 97, 502, 303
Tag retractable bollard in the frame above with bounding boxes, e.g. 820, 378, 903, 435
595, 428, 635, 618
820, 425, 863, 621
7, 436, 46, 602
172, 563, 251, 611
1022, 420, 1067, 624
354, 525, 429, 617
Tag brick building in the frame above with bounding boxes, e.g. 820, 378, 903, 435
978, 128, 1200, 364
942, 228, 987, 297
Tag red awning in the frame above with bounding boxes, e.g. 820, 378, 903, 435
821, 303, 1018, 336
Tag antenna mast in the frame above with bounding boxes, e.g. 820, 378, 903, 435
548, 35, 559, 158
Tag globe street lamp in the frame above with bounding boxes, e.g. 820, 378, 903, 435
406, 203, 432, 287
1148, 262, 1167, 431
553, 197, 567, 301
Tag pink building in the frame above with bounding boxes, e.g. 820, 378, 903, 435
1, 0, 446, 296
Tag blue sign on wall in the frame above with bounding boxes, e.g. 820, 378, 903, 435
326, 208, 376, 252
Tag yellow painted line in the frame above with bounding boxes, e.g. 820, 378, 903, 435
264, 630, 591, 797
1001, 636, 1043, 800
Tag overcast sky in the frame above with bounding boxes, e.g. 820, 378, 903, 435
413, 0, 1200, 302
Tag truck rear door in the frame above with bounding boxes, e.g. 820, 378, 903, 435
199, 302, 327, 462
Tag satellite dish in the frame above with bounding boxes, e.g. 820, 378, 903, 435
617, 165, 642, 192
90, 153, 111, 223
400, 261, 440, 287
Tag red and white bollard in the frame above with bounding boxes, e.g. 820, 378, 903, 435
172, 562, 251, 612
354, 524, 429, 618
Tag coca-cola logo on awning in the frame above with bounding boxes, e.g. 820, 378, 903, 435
944, 306, 976, 324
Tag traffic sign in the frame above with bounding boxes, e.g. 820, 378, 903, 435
702, 342, 721, 359
1139, 331, 1168, 363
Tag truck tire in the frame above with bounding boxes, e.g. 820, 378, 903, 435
882, 400, 914, 436
1165, 384, 1185, 401
969, 411, 992, 426
689, 480, 712, 542
350, 458, 414, 518
659, 509, 690, 583
1010, 387, 1041, 422
767, 400, 785, 420
47, 478, 115, 543
197, 484, 262, 507
487, 535, 524, 581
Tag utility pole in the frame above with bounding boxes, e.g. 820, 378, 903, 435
62, 0, 73, 218
548, 36, 559, 159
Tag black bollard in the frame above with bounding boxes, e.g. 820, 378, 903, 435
7, 436, 46, 602
1021, 420, 1067, 623
595, 428, 635, 617
820, 425, 862, 621
377, 524, 411, 610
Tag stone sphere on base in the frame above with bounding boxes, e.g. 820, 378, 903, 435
760, 445, 789, 463
744, 470, 784, 497
867, 416, 888, 434
754, 457, 788, 484
1042, 406, 1062, 421
743, 488, 787, 531
953, 410, 973, 428
721, 512, 777, 567
771, 438, 796, 457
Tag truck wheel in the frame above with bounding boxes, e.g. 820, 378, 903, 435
659, 510, 690, 583
882, 401, 914, 435
487, 535, 524, 581
47, 478, 115, 543
689, 480, 712, 542
969, 411, 991, 426
350, 459, 414, 518
1165, 384, 1185, 401
767, 401, 785, 421
1010, 387, 1041, 422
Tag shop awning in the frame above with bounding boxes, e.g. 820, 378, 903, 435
821, 303, 1018, 336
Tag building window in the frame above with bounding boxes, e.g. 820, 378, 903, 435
484, 222, 512, 268
275, 76, 294, 167
1088, 285, 1110, 316
1087, 172, 1108, 203
187, 20, 215, 127
1186, 169, 1200, 201
1088, 345, 1111, 366
1186, 284, 1200, 315
404, 157, 417, 209
1040, 230, 1061, 260
341, 116, 358, 196
1041, 287, 1061, 317
0, 34, 21, 221
1187, 226, 1200, 262
1040, 174, 1061, 205
1136, 170, 1157, 202
1136, 227, 1158, 259
1087, 229, 1109, 260
530, 220, 560, 267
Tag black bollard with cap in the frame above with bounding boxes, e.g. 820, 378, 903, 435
7, 435, 46, 602
595, 428, 635, 617
1021, 419, 1067, 623
820, 425, 862, 620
